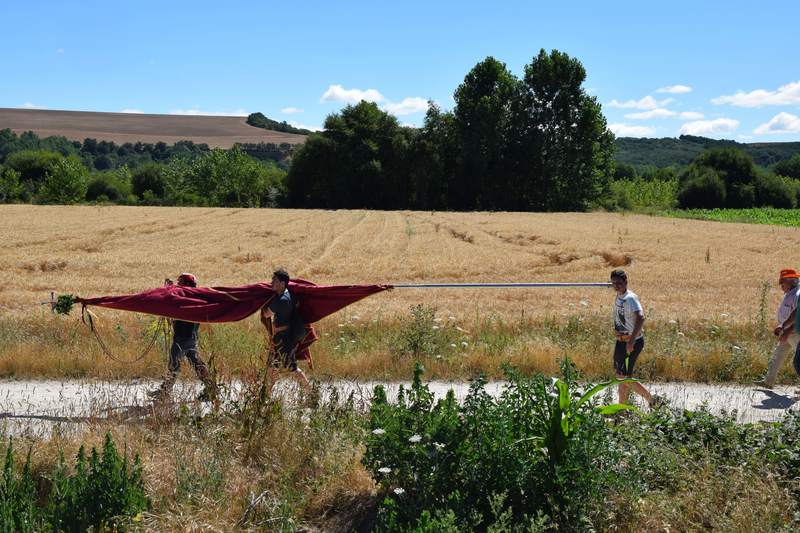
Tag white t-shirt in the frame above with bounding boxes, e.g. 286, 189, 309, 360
613, 290, 643, 339
777, 286, 799, 324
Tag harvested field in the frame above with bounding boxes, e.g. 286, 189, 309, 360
0, 205, 796, 321
0, 107, 307, 148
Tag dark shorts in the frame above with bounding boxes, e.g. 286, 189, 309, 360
613, 337, 644, 376
168, 337, 202, 373
794, 342, 800, 377
270, 332, 298, 371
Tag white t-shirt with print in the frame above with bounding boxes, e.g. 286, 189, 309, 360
613, 290, 643, 339
777, 286, 799, 324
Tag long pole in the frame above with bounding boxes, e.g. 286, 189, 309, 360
391, 282, 611, 288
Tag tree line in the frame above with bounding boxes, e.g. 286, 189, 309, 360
288, 49, 615, 211
0, 130, 286, 207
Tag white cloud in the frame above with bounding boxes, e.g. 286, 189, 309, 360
625, 108, 676, 120
679, 118, 739, 135
289, 122, 323, 132
656, 85, 692, 94
168, 108, 248, 116
712, 81, 800, 108
320, 84, 385, 104
608, 95, 674, 110
20, 102, 46, 109
753, 112, 800, 134
608, 123, 656, 137
383, 97, 429, 116
280, 107, 304, 114
120, 108, 144, 114
624, 108, 704, 120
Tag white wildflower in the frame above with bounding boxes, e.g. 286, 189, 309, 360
455, 326, 465, 332
668, 319, 677, 324
434, 317, 443, 322
720, 313, 729, 318
338, 323, 344, 327
378, 467, 391, 474
677, 332, 685, 337
372, 428, 386, 435
433, 442, 445, 451
448, 316, 456, 320
461, 341, 468, 347
393, 487, 405, 495
580, 300, 589, 307
450, 343, 457, 348
352, 315, 360, 321
732, 345, 741, 351
408, 434, 422, 443
432, 325, 440, 330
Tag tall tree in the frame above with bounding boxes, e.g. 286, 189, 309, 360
513, 49, 614, 210
452, 57, 519, 210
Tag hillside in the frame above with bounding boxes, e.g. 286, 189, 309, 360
0, 108, 307, 148
615, 135, 800, 168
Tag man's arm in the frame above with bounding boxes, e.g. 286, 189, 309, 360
260, 306, 274, 337
627, 311, 645, 353
777, 308, 796, 341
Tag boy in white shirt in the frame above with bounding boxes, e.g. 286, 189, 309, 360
610, 269, 657, 406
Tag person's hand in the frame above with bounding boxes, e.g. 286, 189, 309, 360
626, 339, 635, 354
774, 325, 784, 337
779, 329, 790, 342
164, 278, 174, 286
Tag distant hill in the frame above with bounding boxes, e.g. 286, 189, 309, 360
614, 135, 800, 168
0, 108, 307, 148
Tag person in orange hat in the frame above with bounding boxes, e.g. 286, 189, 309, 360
754, 269, 800, 389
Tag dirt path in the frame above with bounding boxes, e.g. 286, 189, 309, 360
0, 379, 797, 437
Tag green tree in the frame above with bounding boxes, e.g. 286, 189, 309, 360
677, 165, 726, 208
693, 148, 758, 208
774, 153, 800, 180
38, 156, 89, 204
4, 149, 65, 195
131, 162, 167, 199
452, 57, 519, 209
512, 49, 615, 210
0, 167, 24, 203
408, 102, 458, 209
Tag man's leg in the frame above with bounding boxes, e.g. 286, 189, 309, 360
186, 349, 217, 401
150, 341, 182, 400
762, 341, 793, 388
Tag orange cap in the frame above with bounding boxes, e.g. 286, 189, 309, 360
779, 268, 800, 280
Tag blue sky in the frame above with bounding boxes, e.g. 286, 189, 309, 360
1, 1, 799, 140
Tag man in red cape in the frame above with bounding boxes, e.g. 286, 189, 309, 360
76, 276, 391, 393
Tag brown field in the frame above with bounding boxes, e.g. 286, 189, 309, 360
0, 107, 307, 148
0, 205, 796, 321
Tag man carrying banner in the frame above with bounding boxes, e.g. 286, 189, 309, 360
260, 268, 311, 394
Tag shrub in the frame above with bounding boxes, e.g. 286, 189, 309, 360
86, 167, 133, 202
131, 163, 166, 199
364, 361, 627, 530
678, 166, 726, 208
37, 156, 89, 204
0, 432, 147, 531
0, 167, 24, 203
754, 172, 796, 208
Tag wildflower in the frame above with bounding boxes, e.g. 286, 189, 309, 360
732, 345, 741, 351
378, 467, 391, 474
461, 341, 468, 347
432, 325, 440, 330
352, 315, 360, 321
393, 487, 405, 495
720, 313, 729, 318
338, 323, 344, 327
433, 442, 445, 451
668, 319, 677, 324
448, 316, 456, 320
450, 343, 457, 348
434, 317, 443, 322
350, 339, 355, 343
455, 326, 465, 332
677, 331, 685, 337
408, 434, 422, 443
372, 428, 386, 435
580, 300, 589, 307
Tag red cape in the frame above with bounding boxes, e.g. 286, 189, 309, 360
76, 279, 391, 364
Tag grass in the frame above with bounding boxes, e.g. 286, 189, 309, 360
0, 304, 791, 385
3, 366, 798, 531
662, 207, 800, 227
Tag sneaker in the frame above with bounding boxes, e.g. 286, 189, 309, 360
752, 379, 773, 389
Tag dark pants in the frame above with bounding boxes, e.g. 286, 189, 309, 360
794, 342, 800, 377
270, 331, 298, 371
614, 337, 644, 376
160, 337, 210, 391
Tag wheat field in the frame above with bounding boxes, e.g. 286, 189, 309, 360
0, 205, 796, 321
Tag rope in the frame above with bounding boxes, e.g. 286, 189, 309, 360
81, 305, 170, 364
391, 282, 612, 288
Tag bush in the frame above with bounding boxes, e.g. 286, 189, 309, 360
610, 177, 678, 210
755, 172, 796, 208
131, 163, 166, 199
0, 167, 24, 203
364, 361, 626, 530
86, 167, 133, 202
0, 433, 148, 532
37, 156, 89, 204
678, 166, 726, 208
